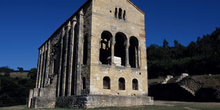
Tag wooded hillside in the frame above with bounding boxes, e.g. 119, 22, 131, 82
147, 28, 220, 78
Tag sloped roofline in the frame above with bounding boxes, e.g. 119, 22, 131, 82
127, 0, 145, 15
39, 0, 144, 49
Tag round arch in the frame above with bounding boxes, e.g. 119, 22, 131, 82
119, 77, 125, 90
114, 32, 127, 66
99, 31, 113, 65
129, 36, 139, 68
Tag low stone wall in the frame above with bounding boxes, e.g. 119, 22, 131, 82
56, 95, 151, 108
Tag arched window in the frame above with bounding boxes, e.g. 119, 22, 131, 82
118, 8, 122, 19
103, 77, 110, 89
114, 32, 127, 66
132, 79, 138, 90
119, 78, 125, 90
129, 37, 139, 68
99, 31, 112, 65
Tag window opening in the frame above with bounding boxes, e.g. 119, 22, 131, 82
119, 8, 122, 19
123, 10, 126, 20
115, 8, 118, 18
119, 78, 125, 90
103, 77, 111, 89
82, 77, 86, 89
100, 31, 112, 65
83, 35, 88, 65
132, 79, 138, 90
114, 33, 127, 66
129, 37, 139, 68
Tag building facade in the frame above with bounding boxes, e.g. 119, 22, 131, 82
28, 0, 150, 108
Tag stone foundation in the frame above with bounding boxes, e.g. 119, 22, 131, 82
31, 97, 56, 108
28, 88, 56, 108
56, 95, 152, 108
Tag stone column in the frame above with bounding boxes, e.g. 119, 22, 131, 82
67, 17, 77, 96
138, 47, 141, 68
62, 25, 69, 96
76, 9, 84, 95
40, 46, 45, 88
44, 41, 51, 86
41, 44, 47, 88
57, 28, 65, 96
126, 41, 130, 67
111, 41, 115, 65
135, 47, 137, 68
38, 48, 43, 88
62, 21, 71, 96
36, 51, 41, 88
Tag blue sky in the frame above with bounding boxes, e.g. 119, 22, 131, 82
0, 0, 220, 70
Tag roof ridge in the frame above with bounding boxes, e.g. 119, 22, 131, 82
127, 0, 145, 15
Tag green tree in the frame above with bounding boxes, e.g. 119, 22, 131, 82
163, 39, 169, 48
0, 66, 13, 74
147, 27, 220, 78
174, 39, 179, 47
17, 67, 23, 72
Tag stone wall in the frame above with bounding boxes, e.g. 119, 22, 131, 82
89, 0, 148, 96
28, 0, 150, 108
56, 95, 151, 108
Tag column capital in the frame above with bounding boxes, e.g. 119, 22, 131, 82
66, 21, 71, 28
79, 9, 84, 16
72, 16, 77, 22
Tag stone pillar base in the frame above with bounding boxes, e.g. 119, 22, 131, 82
27, 88, 56, 108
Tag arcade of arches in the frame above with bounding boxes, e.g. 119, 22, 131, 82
103, 76, 139, 91
99, 31, 140, 68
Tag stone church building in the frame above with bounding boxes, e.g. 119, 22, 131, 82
28, 0, 150, 108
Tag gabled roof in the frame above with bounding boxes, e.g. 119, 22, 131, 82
127, 0, 145, 15
39, 0, 145, 49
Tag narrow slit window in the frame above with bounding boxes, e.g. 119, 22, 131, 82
119, 8, 122, 19
83, 35, 88, 65
115, 8, 118, 18
82, 77, 86, 89
123, 10, 126, 20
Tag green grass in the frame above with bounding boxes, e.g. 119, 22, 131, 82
0, 102, 220, 110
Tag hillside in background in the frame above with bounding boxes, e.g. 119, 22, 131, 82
0, 67, 36, 107
147, 27, 220, 78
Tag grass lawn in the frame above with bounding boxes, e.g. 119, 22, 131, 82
0, 101, 219, 110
